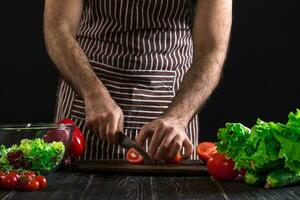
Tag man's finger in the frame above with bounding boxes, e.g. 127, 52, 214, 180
99, 120, 108, 141
154, 130, 177, 160
148, 127, 165, 160
136, 124, 153, 147
166, 136, 182, 160
117, 114, 124, 133
182, 138, 194, 159
106, 117, 118, 144
92, 119, 100, 138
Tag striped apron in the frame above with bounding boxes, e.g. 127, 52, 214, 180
54, 0, 199, 160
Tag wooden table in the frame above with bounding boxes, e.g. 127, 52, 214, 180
1, 170, 300, 200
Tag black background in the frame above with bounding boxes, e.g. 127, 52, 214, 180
0, 1, 299, 141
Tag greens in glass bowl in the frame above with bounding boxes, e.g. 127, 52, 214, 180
0, 123, 74, 174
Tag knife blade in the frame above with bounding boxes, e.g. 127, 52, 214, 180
117, 131, 155, 164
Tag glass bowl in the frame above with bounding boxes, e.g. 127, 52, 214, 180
0, 123, 74, 174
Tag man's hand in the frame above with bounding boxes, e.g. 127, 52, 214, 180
136, 117, 193, 160
44, 0, 124, 144
85, 92, 124, 144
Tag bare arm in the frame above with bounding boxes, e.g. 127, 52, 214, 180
137, 0, 232, 160
44, 0, 124, 143
164, 0, 232, 125
44, 0, 105, 99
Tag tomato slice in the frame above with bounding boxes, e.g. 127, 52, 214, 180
166, 153, 182, 164
126, 148, 144, 164
197, 142, 217, 163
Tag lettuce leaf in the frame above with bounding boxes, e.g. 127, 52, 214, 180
216, 109, 300, 173
1, 138, 65, 173
0, 145, 9, 170
216, 123, 250, 159
287, 109, 300, 127
234, 120, 283, 171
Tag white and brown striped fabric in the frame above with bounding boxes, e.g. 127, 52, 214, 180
54, 0, 199, 160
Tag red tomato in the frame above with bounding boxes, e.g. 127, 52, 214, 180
126, 148, 144, 164
27, 180, 40, 191
197, 142, 217, 163
35, 176, 47, 190
60, 119, 75, 125
166, 153, 183, 164
8, 171, 20, 180
19, 171, 36, 190
240, 168, 247, 177
0, 171, 6, 188
1, 173, 18, 189
207, 153, 239, 180
23, 171, 36, 179
60, 119, 86, 157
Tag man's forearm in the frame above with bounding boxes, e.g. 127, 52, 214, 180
163, 0, 232, 126
44, 21, 109, 100
163, 50, 224, 126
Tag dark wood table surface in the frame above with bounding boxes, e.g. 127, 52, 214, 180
1, 170, 300, 200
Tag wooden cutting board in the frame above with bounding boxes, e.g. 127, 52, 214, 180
70, 160, 208, 176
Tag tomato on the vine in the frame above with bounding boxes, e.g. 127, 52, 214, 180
0, 171, 6, 187
22, 172, 35, 182
207, 153, 239, 180
19, 171, 36, 190
1, 173, 18, 189
27, 180, 40, 191
35, 176, 47, 190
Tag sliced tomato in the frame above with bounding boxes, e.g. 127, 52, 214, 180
126, 148, 144, 164
166, 153, 182, 164
197, 142, 217, 163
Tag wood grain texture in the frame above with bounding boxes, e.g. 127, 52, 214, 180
220, 180, 300, 200
151, 176, 225, 200
1, 172, 300, 200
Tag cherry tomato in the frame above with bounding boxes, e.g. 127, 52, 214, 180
35, 176, 47, 190
207, 153, 239, 180
27, 180, 40, 191
9, 171, 20, 180
1, 173, 18, 189
23, 171, 36, 180
0, 171, 6, 188
19, 171, 36, 190
197, 142, 217, 163
60, 119, 86, 157
126, 148, 144, 164
166, 153, 183, 164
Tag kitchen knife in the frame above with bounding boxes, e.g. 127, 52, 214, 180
117, 131, 155, 164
